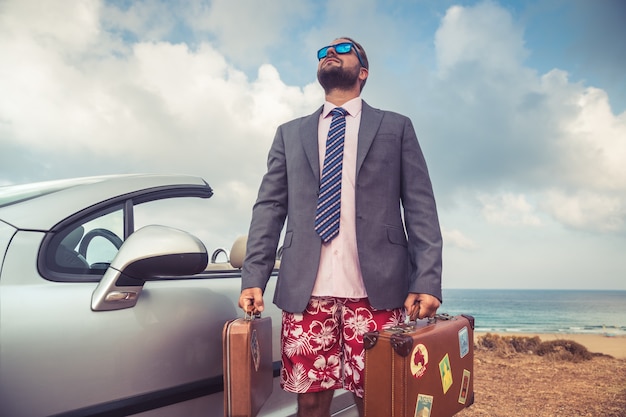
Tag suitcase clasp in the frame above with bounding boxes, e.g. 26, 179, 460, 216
363, 331, 379, 350
390, 333, 414, 357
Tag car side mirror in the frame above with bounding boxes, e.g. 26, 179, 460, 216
91, 225, 208, 311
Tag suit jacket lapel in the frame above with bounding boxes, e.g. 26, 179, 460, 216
301, 102, 382, 180
301, 106, 323, 180
357, 101, 383, 177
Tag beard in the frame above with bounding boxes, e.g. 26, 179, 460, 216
317, 61, 360, 92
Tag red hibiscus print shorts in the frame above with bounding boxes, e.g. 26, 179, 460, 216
280, 296, 404, 398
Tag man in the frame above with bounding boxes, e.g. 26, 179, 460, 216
239, 37, 442, 417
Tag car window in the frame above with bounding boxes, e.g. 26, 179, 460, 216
47, 208, 124, 276
79, 212, 124, 268
42, 195, 235, 281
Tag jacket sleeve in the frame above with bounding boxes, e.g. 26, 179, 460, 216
400, 117, 443, 301
241, 125, 288, 292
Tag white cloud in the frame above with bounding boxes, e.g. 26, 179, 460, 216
531, 72, 626, 233
479, 193, 542, 227
0, 3, 321, 160
442, 228, 478, 250
541, 189, 625, 233
559, 83, 626, 191
0, 0, 102, 51
184, 0, 314, 67
435, 2, 528, 75
101, 0, 176, 41
424, 2, 626, 235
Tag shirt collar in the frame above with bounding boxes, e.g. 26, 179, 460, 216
323, 97, 362, 119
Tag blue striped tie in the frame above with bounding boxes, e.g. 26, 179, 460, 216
315, 107, 348, 243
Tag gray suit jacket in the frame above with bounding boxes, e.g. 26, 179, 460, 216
242, 101, 442, 313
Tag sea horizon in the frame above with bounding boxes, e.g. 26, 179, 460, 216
440, 288, 626, 336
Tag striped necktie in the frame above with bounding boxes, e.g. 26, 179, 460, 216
315, 107, 348, 243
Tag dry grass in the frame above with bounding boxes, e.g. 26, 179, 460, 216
456, 334, 626, 417
476, 333, 600, 362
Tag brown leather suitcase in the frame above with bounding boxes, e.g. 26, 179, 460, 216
222, 315, 273, 417
363, 314, 474, 417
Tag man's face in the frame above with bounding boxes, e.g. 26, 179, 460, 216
317, 38, 364, 92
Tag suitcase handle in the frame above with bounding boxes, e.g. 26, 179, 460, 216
429, 313, 475, 330
427, 313, 452, 323
389, 314, 457, 357
244, 310, 262, 321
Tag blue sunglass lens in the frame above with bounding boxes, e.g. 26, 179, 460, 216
317, 43, 353, 60
317, 46, 329, 60
334, 43, 352, 54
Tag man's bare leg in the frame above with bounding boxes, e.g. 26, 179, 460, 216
297, 391, 334, 417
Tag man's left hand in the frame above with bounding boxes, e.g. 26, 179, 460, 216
404, 293, 440, 320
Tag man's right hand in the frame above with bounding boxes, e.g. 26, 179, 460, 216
238, 287, 264, 314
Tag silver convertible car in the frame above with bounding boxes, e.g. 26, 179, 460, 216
0, 174, 358, 417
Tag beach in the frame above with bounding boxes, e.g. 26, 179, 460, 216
456, 332, 626, 416
477, 331, 626, 359
439, 290, 626, 415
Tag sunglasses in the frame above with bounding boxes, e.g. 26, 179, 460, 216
317, 42, 366, 68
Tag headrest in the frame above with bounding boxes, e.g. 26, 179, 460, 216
229, 235, 248, 269
61, 226, 85, 250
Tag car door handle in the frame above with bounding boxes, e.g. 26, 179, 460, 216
105, 291, 138, 302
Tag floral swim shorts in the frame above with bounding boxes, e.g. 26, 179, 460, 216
280, 296, 404, 398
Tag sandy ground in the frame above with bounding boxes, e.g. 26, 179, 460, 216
454, 333, 626, 417
477, 332, 626, 359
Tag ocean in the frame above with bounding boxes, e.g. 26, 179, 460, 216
440, 289, 626, 336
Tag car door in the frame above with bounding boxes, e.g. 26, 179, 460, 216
0, 191, 248, 417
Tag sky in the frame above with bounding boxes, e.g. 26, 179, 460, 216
1, 0, 625, 290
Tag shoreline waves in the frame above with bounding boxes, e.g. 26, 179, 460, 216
474, 324, 626, 336
443, 288, 626, 336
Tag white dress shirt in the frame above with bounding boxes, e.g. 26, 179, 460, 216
312, 97, 368, 298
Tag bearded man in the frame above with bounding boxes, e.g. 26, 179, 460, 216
239, 37, 443, 417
